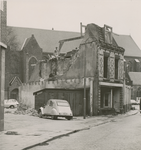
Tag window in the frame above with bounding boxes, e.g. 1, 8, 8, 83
57, 102, 69, 107
28, 57, 37, 80
46, 101, 50, 106
104, 92, 111, 107
49, 101, 53, 106
12, 99, 16, 102
115, 58, 118, 79
104, 56, 108, 78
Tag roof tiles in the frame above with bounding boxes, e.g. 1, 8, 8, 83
113, 34, 141, 57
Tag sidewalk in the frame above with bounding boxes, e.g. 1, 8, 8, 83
0, 109, 139, 150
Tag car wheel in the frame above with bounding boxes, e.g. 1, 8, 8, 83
10, 105, 14, 109
65, 116, 73, 120
38, 110, 43, 118
51, 115, 57, 120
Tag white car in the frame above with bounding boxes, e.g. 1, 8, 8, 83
131, 99, 139, 105
38, 99, 73, 120
4, 99, 19, 108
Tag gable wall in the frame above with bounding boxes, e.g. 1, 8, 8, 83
64, 42, 97, 79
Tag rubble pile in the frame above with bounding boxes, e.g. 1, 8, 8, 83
4, 110, 12, 113
14, 103, 38, 117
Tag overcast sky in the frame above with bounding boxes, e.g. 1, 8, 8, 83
6, 0, 141, 49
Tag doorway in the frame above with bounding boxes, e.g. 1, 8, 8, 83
10, 88, 19, 101
101, 87, 112, 108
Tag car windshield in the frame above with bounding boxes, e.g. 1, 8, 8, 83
57, 101, 69, 107
12, 99, 16, 102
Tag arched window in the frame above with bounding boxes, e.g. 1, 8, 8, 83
28, 57, 37, 80
10, 88, 19, 100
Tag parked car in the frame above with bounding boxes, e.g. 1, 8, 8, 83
38, 99, 73, 120
131, 99, 139, 105
4, 99, 19, 108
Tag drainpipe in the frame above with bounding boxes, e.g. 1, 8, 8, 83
83, 38, 91, 119
123, 71, 125, 113
90, 78, 93, 116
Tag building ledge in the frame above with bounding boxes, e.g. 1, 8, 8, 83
99, 81, 123, 87
98, 108, 116, 115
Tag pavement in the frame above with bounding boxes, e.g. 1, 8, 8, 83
0, 109, 139, 150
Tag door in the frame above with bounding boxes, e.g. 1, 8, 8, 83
104, 92, 111, 108
44, 100, 52, 114
113, 88, 120, 112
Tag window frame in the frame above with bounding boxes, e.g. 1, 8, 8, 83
103, 52, 109, 79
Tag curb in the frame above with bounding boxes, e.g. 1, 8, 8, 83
22, 127, 90, 150
13, 110, 141, 150
22, 120, 112, 150
123, 110, 139, 117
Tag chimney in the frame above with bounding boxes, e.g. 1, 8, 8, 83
104, 24, 112, 44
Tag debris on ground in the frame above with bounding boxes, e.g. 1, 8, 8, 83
4, 110, 12, 113
5, 131, 20, 135
14, 103, 38, 116
131, 107, 135, 110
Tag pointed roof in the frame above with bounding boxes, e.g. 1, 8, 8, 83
129, 72, 141, 85
113, 34, 141, 57
9, 24, 141, 57
9, 76, 22, 86
21, 34, 42, 51
9, 26, 80, 53
80, 23, 124, 54
21, 37, 30, 50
